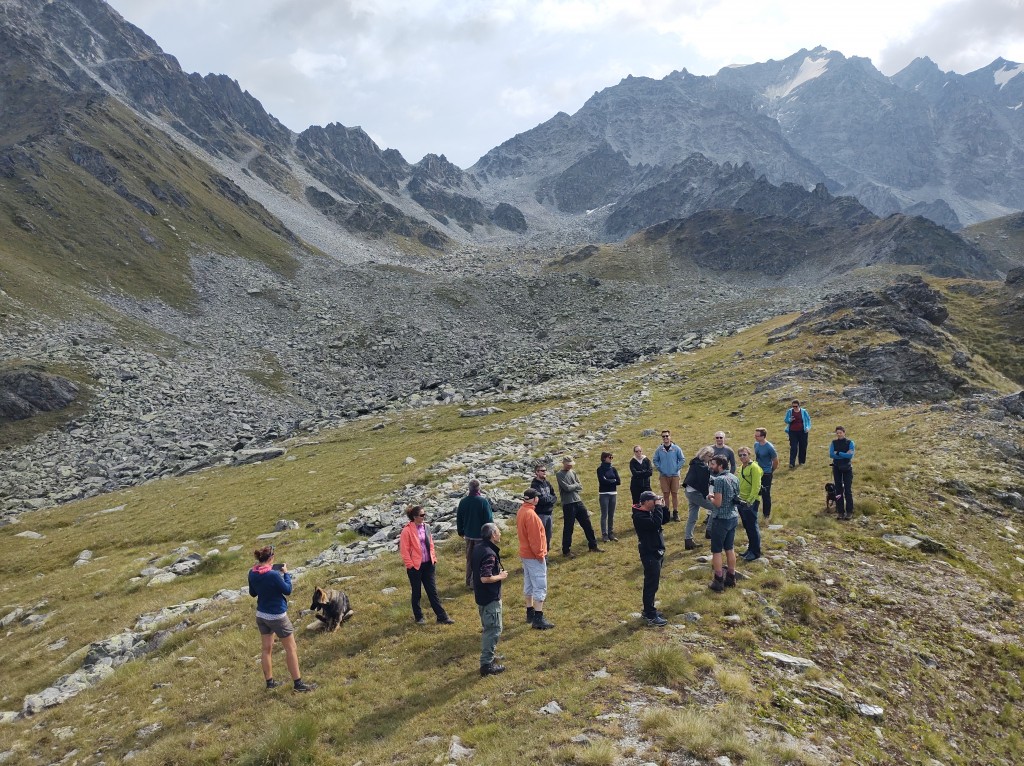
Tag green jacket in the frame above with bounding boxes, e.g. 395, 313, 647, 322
738, 461, 763, 505
456, 494, 494, 538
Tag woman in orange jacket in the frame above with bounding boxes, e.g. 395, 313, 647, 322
399, 505, 455, 625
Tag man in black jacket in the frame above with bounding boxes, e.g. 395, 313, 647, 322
473, 522, 508, 676
529, 463, 557, 550
631, 491, 668, 627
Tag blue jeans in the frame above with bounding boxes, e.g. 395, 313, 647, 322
737, 501, 761, 557
599, 494, 617, 537
685, 488, 716, 540
478, 600, 503, 666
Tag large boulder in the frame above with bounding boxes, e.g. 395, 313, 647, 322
0, 368, 80, 421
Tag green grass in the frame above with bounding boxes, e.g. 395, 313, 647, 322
2, 283, 1024, 765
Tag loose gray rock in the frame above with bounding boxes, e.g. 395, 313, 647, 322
447, 736, 475, 761
539, 701, 563, 715
760, 651, 817, 671
855, 703, 885, 719
275, 519, 300, 531
14, 531, 44, 540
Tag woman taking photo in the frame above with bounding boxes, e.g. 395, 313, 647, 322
248, 545, 316, 692
683, 445, 716, 551
400, 505, 456, 625
629, 445, 653, 504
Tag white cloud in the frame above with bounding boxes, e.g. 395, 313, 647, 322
288, 49, 348, 78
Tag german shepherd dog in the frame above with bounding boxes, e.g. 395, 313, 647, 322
825, 482, 837, 512
310, 586, 353, 631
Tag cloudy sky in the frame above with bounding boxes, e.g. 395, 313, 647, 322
107, 0, 1024, 168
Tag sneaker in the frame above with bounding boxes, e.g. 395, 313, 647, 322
437, 616, 455, 625
602, 535, 610, 543
709, 574, 725, 593
415, 616, 427, 624
589, 546, 605, 553
265, 679, 284, 690
645, 614, 668, 627
742, 552, 760, 562
480, 662, 506, 677
609, 534, 619, 542
293, 680, 317, 693
532, 614, 555, 630
562, 550, 575, 559
724, 571, 736, 588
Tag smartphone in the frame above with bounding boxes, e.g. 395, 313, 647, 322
272, 563, 285, 571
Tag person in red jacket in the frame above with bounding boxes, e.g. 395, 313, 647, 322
517, 489, 554, 630
399, 505, 455, 625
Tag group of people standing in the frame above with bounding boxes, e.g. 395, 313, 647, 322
248, 401, 857, 684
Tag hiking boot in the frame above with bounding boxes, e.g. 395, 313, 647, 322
742, 551, 760, 562
671, 512, 680, 523
709, 573, 725, 593
562, 550, 575, 559
645, 614, 668, 627
608, 534, 619, 542
724, 571, 736, 588
415, 616, 427, 624
437, 616, 455, 625
265, 679, 284, 690
684, 538, 701, 550
532, 613, 555, 630
589, 545, 605, 553
526, 606, 535, 624
293, 680, 317, 693
480, 662, 506, 677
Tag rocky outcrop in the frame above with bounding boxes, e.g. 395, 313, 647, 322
0, 368, 80, 421
489, 202, 527, 232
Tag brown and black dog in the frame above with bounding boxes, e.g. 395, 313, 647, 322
310, 586, 353, 632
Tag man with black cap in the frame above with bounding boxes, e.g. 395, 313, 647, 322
631, 490, 668, 627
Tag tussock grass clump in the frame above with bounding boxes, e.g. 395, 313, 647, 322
691, 651, 718, 672
641, 703, 751, 760
634, 645, 695, 686
714, 667, 755, 700
239, 715, 318, 766
729, 627, 758, 651
566, 740, 617, 765
195, 549, 244, 575
777, 583, 818, 623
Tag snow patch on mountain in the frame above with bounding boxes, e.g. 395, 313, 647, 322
994, 62, 1024, 88
766, 56, 829, 100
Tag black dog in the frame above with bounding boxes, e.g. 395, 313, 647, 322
310, 586, 353, 632
825, 482, 837, 512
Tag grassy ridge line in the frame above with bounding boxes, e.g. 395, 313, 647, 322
1, 296, 1022, 764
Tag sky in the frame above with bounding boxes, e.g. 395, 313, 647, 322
106, 0, 1024, 168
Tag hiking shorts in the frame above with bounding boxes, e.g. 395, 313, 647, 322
256, 614, 294, 638
709, 516, 738, 554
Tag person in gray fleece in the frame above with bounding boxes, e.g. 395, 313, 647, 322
555, 456, 603, 557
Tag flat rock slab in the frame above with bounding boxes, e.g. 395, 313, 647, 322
855, 703, 885, 719
883, 534, 922, 549
760, 651, 817, 671
14, 531, 45, 539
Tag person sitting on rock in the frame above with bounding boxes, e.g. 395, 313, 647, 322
248, 545, 316, 692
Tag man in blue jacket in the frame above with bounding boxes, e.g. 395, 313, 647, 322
652, 430, 685, 522
783, 399, 812, 468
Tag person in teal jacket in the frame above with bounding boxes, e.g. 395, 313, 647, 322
783, 399, 812, 468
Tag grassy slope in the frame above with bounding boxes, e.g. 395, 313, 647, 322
1, 280, 1023, 766
0, 97, 297, 318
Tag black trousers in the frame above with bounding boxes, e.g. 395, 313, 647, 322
832, 465, 853, 515
629, 478, 651, 504
760, 473, 774, 518
407, 561, 448, 621
562, 502, 599, 553
788, 432, 808, 466
640, 552, 663, 617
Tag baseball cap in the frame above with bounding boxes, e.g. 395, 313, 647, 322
639, 491, 658, 503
